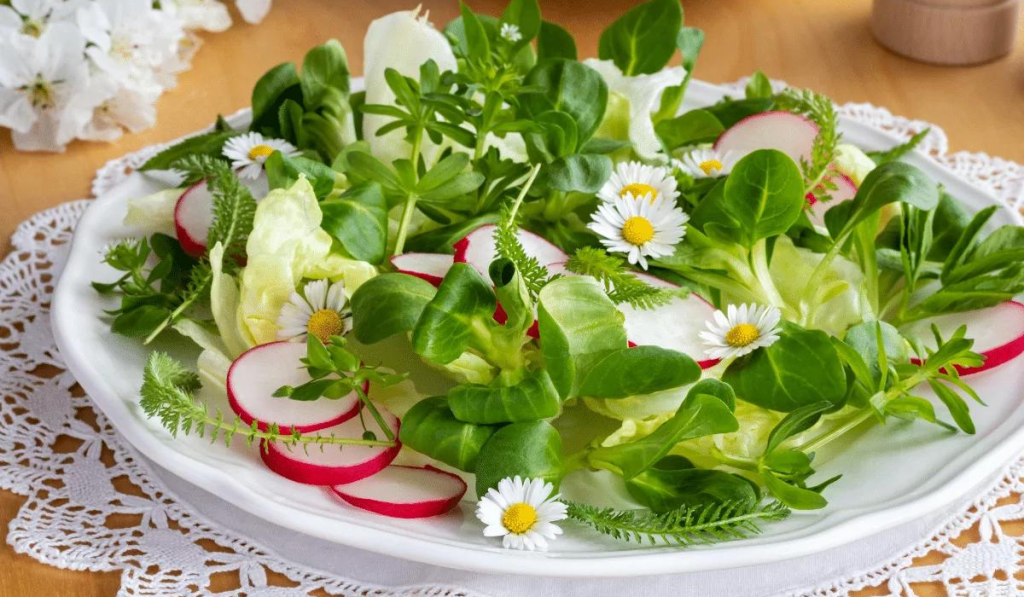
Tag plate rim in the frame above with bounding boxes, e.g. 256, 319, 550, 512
51, 79, 1024, 577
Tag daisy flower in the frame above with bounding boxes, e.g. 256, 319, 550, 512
499, 23, 521, 42
699, 303, 782, 360
588, 194, 688, 270
675, 148, 739, 179
222, 131, 300, 179
476, 476, 567, 552
276, 279, 351, 343
597, 160, 679, 204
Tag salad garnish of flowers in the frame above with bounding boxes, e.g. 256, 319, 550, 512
91, 0, 1024, 552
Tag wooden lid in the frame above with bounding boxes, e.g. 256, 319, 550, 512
872, 0, 1020, 65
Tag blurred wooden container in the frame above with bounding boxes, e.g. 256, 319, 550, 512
872, 0, 1021, 65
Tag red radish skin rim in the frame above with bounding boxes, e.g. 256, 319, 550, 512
227, 341, 365, 435
174, 181, 208, 258
909, 301, 1024, 376
713, 110, 819, 152
259, 417, 402, 486
331, 465, 467, 519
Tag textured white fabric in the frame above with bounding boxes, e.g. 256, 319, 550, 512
2, 79, 1024, 597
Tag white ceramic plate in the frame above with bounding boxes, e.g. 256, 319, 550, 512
53, 80, 1024, 577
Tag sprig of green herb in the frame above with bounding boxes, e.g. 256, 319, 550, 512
494, 163, 549, 297
142, 157, 256, 343
867, 128, 930, 165
272, 335, 406, 442
140, 352, 395, 449
94, 235, 199, 338
566, 500, 790, 546
566, 246, 673, 310
775, 88, 840, 198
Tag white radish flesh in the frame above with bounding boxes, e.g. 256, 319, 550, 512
391, 253, 454, 286
332, 465, 467, 518
174, 181, 214, 258
620, 272, 720, 369
904, 301, 1024, 375
228, 341, 359, 434
260, 404, 401, 485
714, 111, 819, 165
454, 224, 568, 279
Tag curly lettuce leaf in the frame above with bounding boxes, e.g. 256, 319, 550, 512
238, 178, 376, 344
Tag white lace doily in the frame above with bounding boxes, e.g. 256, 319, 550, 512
3, 83, 1024, 597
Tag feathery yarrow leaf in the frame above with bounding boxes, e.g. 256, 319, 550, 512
565, 499, 790, 546
566, 246, 673, 310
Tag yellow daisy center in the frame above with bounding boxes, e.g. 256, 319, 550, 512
307, 309, 344, 343
21, 20, 42, 37
725, 323, 760, 347
502, 503, 538, 535
699, 159, 724, 176
621, 216, 655, 246
620, 183, 658, 200
248, 144, 275, 160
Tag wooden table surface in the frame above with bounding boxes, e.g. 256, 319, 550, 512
1, 0, 1021, 594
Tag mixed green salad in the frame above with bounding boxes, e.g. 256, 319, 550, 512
94, 0, 1024, 550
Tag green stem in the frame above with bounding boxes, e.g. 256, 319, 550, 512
563, 449, 594, 474
799, 231, 850, 325
391, 127, 424, 257
201, 411, 396, 448
354, 386, 395, 442
749, 240, 790, 315
392, 194, 419, 256
795, 369, 931, 454
144, 269, 213, 345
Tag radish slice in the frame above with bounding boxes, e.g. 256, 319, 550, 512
714, 111, 819, 166
620, 272, 720, 369
904, 301, 1024, 376
806, 174, 858, 227
260, 404, 401, 485
391, 253, 454, 287
228, 341, 360, 434
174, 175, 268, 257
331, 465, 467, 518
174, 180, 214, 258
453, 224, 568, 279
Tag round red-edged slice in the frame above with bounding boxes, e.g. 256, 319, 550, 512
454, 224, 568, 279
174, 180, 214, 258
391, 253, 454, 286
714, 110, 819, 166
620, 272, 720, 370
228, 341, 360, 434
260, 405, 401, 486
905, 301, 1024, 376
332, 465, 467, 518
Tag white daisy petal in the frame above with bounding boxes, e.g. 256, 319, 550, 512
598, 161, 680, 204
588, 193, 688, 271
274, 279, 351, 342
700, 302, 783, 359
475, 475, 565, 551
674, 148, 740, 179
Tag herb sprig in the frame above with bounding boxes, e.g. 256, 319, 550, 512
775, 88, 840, 199
566, 246, 673, 310
566, 500, 790, 546
141, 352, 395, 449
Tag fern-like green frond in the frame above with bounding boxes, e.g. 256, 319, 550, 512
775, 88, 840, 198
566, 500, 790, 546
566, 246, 673, 310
